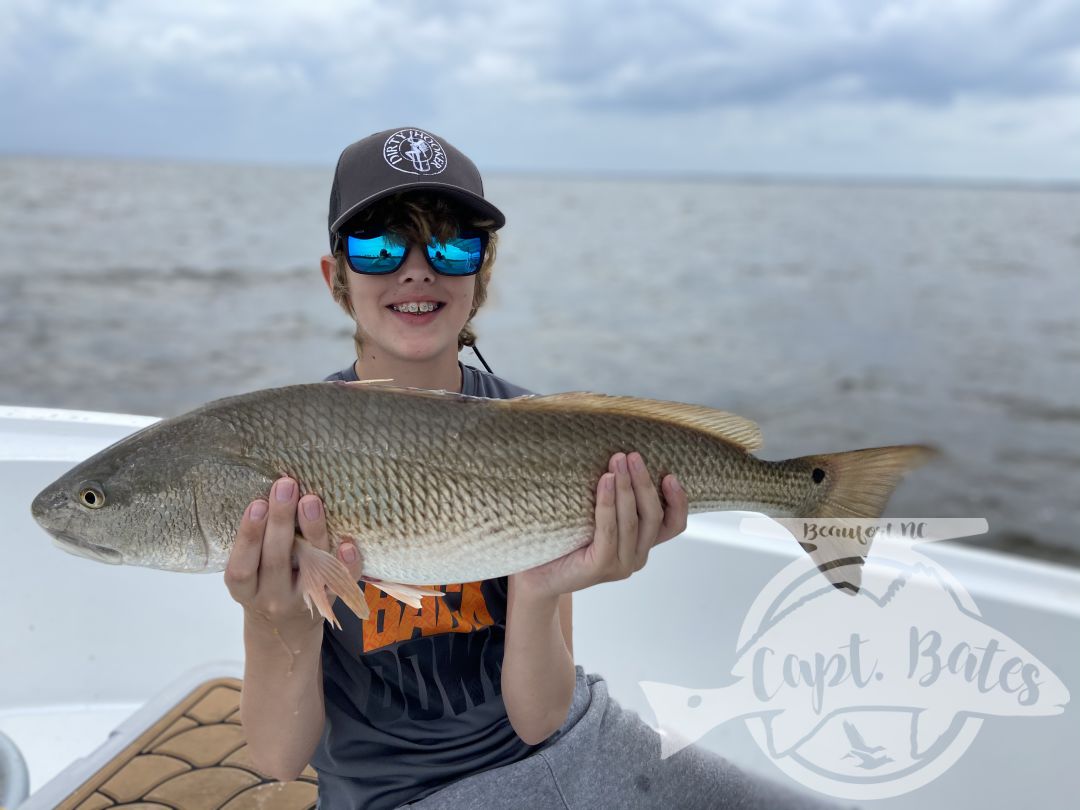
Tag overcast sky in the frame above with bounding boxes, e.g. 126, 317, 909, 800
2, 0, 1078, 181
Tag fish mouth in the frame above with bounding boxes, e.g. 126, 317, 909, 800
51, 531, 123, 565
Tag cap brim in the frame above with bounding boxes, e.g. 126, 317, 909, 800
330, 181, 505, 248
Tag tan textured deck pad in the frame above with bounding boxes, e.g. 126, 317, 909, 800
58, 678, 318, 810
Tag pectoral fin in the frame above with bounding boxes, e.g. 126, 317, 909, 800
294, 536, 368, 627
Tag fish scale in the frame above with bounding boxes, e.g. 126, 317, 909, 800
32, 382, 935, 620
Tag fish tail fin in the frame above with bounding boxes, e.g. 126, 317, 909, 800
294, 536, 369, 626
797, 444, 938, 594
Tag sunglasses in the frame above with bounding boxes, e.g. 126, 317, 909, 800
341, 228, 489, 277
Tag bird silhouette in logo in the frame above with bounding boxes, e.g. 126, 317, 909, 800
841, 720, 894, 770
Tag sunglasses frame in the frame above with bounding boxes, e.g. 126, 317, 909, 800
339, 227, 490, 277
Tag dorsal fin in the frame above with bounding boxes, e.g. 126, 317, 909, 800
502, 392, 763, 451
334, 382, 763, 451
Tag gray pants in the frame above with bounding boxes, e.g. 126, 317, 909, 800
403, 666, 846, 809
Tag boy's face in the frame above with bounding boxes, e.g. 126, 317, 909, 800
332, 240, 476, 365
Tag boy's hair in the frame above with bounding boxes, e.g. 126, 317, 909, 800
329, 191, 499, 355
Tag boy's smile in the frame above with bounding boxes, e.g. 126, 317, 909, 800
386, 297, 446, 323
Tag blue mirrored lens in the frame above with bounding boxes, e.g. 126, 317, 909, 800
426, 235, 484, 276
346, 233, 407, 274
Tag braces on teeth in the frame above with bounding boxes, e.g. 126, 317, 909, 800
392, 302, 439, 313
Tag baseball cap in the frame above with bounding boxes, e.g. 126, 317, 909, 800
328, 126, 506, 252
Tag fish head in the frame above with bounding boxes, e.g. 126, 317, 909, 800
31, 416, 247, 571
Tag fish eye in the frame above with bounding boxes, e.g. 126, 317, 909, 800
78, 483, 106, 509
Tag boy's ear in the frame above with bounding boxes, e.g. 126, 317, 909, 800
320, 254, 336, 292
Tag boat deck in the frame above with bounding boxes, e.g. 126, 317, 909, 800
49, 678, 316, 810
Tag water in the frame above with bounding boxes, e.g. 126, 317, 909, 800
2, 157, 1078, 563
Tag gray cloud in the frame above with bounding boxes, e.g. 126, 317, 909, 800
5, 0, 1078, 109
523, 0, 1080, 109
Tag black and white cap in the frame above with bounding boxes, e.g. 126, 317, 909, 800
327, 126, 506, 251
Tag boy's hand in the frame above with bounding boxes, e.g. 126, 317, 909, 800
224, 476, 363, 641
511, 452, 688, 600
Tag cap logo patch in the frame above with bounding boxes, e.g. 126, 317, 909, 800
383, 129, 447, 176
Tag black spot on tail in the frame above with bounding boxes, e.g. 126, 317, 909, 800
812, 467, 826, 483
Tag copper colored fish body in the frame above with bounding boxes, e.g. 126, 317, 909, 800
31, 382, 935, 623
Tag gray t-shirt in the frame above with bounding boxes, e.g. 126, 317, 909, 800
312, 362, 538, 810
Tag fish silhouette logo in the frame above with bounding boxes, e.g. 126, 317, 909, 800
640, 519, 1070, 800
383, 129, 447, 175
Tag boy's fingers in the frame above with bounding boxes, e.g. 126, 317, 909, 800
337, 540, 364, 582
262, 478, 299, 591
657, 476, 689, 544
224, 500, 266, 602
298, 494, 329, 553
627, 453, 663, 563
593, 473, 618, 566
611, 453, 638, 569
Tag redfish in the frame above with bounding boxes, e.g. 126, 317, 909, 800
31, 382, 935, 626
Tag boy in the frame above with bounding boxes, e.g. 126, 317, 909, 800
225, 127, 836, 809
